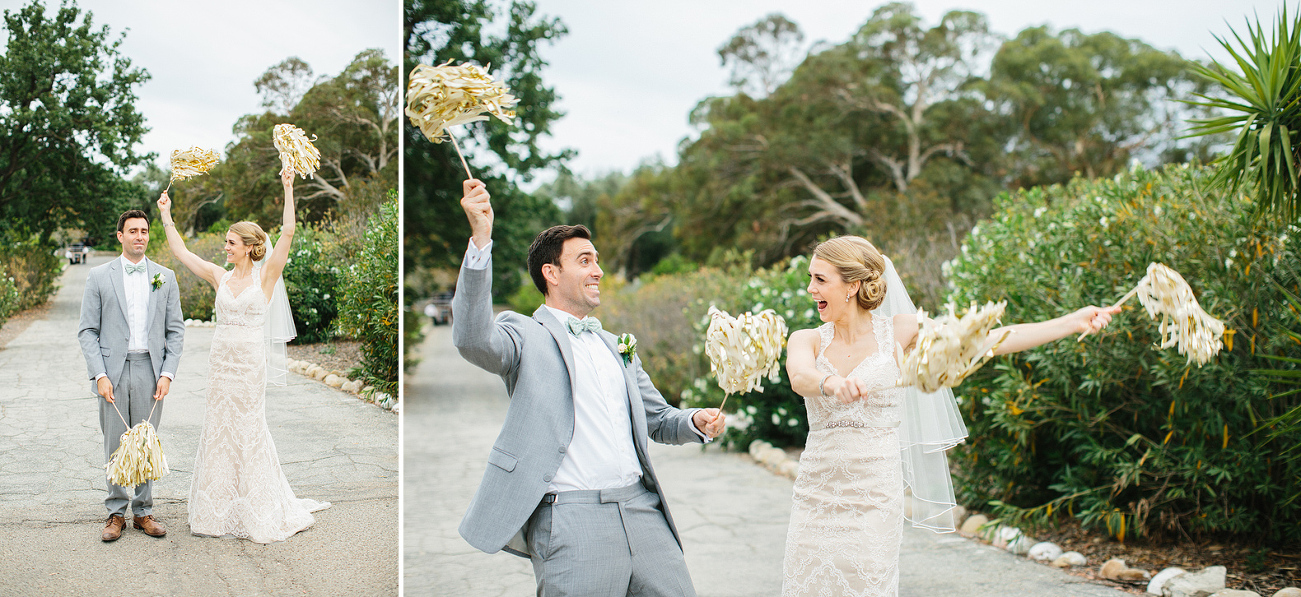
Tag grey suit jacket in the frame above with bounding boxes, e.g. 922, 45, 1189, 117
78, 257, 185, 394
451, 258, 704, 558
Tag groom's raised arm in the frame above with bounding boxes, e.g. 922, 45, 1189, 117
451, 179, 522, 377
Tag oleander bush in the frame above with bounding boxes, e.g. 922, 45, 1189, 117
337, 197, 398, 396
282, 223, 342, 343
0, 269, 21, 325
945, 164, 1301, 545
0, 241, 61, 310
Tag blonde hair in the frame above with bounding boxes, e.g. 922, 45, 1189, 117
813, 236, 887, 311
228, 221, 269, 262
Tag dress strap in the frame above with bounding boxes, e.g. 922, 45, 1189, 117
220, 268, 234, 286
873, 310, 894, 356
815, 322, 834, 361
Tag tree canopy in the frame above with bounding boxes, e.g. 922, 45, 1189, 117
0, 0, 150, 244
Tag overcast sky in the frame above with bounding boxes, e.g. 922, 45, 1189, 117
0, 0, 399, 174
528, 0, 1279, 179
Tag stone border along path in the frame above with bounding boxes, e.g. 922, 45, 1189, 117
0, 255, 398, 596
406, 322, 1132, 596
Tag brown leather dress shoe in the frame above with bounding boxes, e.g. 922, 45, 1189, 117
133, 515, 166, 537
101, 514, 125, 542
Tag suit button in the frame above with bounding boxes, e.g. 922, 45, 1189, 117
543, 474, 553, 482
558, 446, 566, 454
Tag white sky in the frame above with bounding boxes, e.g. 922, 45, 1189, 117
530, 0, 1279, 179
0, 0, 400, 174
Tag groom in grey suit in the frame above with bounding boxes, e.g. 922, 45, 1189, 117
78, 209, 185, 542
452, 179, 726, 596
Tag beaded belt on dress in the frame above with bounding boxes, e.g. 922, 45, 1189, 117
822, 420, 900, 429
216, 321, 257, 327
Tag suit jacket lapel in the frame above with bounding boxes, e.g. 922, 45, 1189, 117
108, 258, 130, 325
533, 306, 578, 395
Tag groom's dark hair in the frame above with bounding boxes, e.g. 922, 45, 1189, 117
117, 209, 150, 232
527, 224, 592, 296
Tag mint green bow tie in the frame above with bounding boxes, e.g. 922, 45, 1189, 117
124, 263, 146, 275
566, 317, 602, 336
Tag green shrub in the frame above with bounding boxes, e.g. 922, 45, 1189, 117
282, 223, 342, 343
945, 163, 1300, 545
0, 241, 61, 310
0, 269, 20, 325
505, 282, 544, 314
146, 227, 224, 321
337, 196, 398, 396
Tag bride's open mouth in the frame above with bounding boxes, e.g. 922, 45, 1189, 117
816, 300, 828, 311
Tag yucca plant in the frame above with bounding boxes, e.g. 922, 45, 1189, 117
1185, 7, 1301, 221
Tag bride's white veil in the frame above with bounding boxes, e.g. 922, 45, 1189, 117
879, 256, 968, 532
253, 256, 297, 386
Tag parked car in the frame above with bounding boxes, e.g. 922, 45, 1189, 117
426, 292, 453, 325
64, 243, 91, 265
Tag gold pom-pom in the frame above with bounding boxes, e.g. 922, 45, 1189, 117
106, 420, 169, 488
704, 306, 789, 405
405, 60, 518, 144
273, 123, 320, 178
1125, 263, 1225, 366
168, 146, 220, 183
897, 301, 1013, 393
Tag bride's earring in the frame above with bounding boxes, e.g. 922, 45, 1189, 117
845, 292, 852, 303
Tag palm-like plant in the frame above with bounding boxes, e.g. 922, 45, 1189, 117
1186, 7, 1301, 220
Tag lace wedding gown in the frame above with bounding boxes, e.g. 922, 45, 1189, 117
189, 270, 329, 543
783, 314, 905, 597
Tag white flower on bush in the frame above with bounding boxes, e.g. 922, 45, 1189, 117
1033, 207, 1047, 218
746, 405, 758, 415
771, 413, 781, 425
787, 418, 799, 427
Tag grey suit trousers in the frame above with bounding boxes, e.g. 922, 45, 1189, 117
526, 483, 696, 597
98, 352, 163, 517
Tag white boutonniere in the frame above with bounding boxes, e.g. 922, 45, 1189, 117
617, 333, 637, 366
151, 273, 164, 291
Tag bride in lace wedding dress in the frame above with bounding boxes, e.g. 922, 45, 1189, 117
782, 236, 1119, 596
157, 169, 329, 543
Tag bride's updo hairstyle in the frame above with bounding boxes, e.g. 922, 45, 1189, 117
229, 221, 269, 261
813, 236, 887, 311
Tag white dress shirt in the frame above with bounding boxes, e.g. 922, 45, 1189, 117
462, 240, 707, 491
122, 255, 150, 352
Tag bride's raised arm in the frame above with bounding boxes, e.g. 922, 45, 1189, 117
989, 305, 1120, 356
260, 169, 297, 297
157, 192, 226, 289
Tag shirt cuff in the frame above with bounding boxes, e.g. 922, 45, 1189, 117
689, 409, 712, 443
464, 239, 493, 270
93, 373, 106, 382
159, 372, 175, 381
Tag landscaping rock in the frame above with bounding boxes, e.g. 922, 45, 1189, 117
959, 514, 988, 537
951, 505, 967, 527
324, 374, 344, 388
1148, 568, 1188, 595
1051, 552, 1087, 568
1163, 566, 1225, 597
1028, 541, 1063, 562
342, 380, 363, 393
1006, 534, 1035, 556
1209, 590, 1260, 597
777, 460, 798, 479
1101, 558, 1151, 582
1275, 590, 1301, 597
992, 525, 1022, 549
